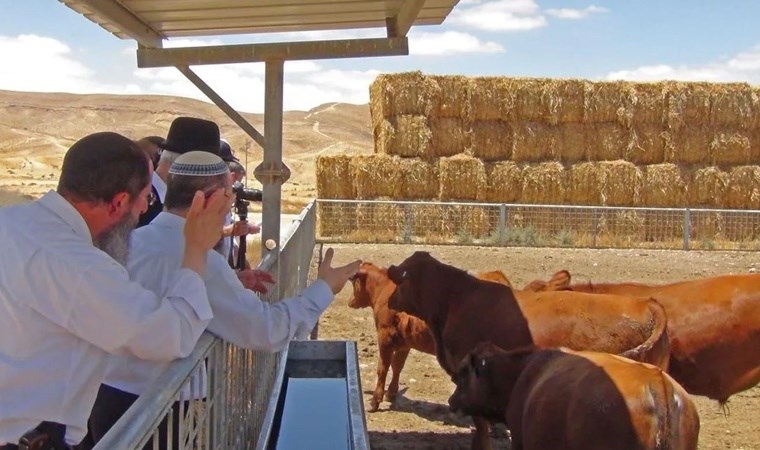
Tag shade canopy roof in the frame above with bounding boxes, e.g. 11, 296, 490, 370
60, 0, 460, 47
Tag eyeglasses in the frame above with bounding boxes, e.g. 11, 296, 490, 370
147, 191, 157, 207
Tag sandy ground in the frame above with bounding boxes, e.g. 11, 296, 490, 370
318, 243, 760, 450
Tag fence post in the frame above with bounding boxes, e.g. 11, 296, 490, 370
592, 209, 600, 248
683, 209, 691, 251
499, 204, 507, 247
403, 204, 412, 244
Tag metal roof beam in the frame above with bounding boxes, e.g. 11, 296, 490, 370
387, 0, 426, 37
175, 66, 265, 148
136, 37, 408, 67
66, 0, 164, 48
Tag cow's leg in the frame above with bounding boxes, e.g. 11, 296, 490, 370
386, 346, 410, 402
471, 416, 493, 450
370, 344, 393, 412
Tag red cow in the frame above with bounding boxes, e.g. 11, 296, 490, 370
348, 262, 514, 411
566, 273, 760, 403
386, 251, 669, 450
450, 342, 699, 450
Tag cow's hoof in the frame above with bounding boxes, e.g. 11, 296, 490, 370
368, 399, 380, 412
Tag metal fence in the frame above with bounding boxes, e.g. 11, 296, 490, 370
94, 201, 318, 450
316, 199, 760, 251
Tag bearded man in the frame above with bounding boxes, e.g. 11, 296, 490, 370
0, 132, 229, 450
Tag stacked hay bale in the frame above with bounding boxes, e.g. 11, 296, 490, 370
317, 72, 760, 243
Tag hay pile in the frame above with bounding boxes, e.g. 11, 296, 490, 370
317, 73, 760, 239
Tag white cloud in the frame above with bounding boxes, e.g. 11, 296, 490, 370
0, 34, 132, 94
449, 0, 547, 32
606, 45, 760, 84
410, 31, 505, 55
545, 5, 609, 20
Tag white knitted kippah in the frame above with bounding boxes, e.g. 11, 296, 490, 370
168, 151, 228, 176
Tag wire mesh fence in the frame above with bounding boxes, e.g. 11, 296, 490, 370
316, 199, 760, 251
94, 202, 318, 450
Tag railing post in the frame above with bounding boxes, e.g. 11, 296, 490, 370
683, 208, 691, 251
593, 208, 600, 248
499, 204, 507, 246
403, 204, 412, 244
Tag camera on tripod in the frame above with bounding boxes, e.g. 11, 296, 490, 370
232, 182, 262, 202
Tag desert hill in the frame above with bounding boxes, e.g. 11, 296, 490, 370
0, 89, 373, 209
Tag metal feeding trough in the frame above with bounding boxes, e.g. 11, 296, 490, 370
256, 341, 370, 450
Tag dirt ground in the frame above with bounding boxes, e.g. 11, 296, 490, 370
317, 243, 760, 450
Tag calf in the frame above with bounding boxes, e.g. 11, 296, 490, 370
566, 273, 760, 403
450, 343, 699, 450
387, 251, 669, 450
348, 262, 514, 411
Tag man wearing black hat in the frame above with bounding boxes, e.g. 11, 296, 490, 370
138, 117, 223, 227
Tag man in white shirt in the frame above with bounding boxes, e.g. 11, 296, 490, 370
0, 133, 230, 449
88, 151, 360, 448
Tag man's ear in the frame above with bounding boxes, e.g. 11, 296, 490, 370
108, 192, 131, 216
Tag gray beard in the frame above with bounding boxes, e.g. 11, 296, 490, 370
94, 214, 136, 266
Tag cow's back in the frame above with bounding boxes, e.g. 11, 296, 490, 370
574, 274, 760, 401
514, 290, 667, 365
508, 351, 698, 450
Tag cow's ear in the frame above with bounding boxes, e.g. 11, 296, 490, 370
387, 265, 407, 284
470, 354, 487, 377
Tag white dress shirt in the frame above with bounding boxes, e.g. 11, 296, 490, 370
104, 212, 333, 398
0, 191, 213, 446
152, 171, 167, 202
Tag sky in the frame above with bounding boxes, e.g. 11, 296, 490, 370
1, 0, 760, 113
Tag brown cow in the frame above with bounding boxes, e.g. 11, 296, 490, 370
386, 251, 669, 450
449, 342, 699, 450
567, 273, 760, 403
348, 262, 514, 411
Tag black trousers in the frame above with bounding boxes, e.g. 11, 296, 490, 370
86, 384, 192, 450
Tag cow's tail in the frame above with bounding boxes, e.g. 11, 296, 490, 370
648, 371, 699, 450
621, 299, 670, 370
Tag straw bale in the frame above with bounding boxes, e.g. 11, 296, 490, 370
662, 127, 713, 165
664, 82, 713, 131
430, 117, 469, 157
710, 132, 751, 166
583, 81, 635, 125
753, 86, 760, 129
431, 75, 473, 119
439, 155, 488, 201
369, 72, 441, 125
356, 203, 405, 237
709, 83, 754, 128
624, 125, 666, 164
555, 123, 588, 162
470, 77, 517, 121
752, 128, 760, 163
316, 155, 354, 199
317, 202, 357, 237
689, 166, 728, 208
521, 162, 567, 204
351, 154, 403, 199
470, 120, 514, 161
567, 161, 642, 206
642, 163, 688, 207
398, 158, 439, 200
512, 122, 558, 162
629, 82, 667, 126
486, 161, 523, 203
374, 115, 431, 157
605, 210, 646, 238
515, 78, 585, 125
411, 204, 447, 237
726, 166, 760, 209
444, 205, 493, 239
586, 123, 627, 161
690, 211, 725, 241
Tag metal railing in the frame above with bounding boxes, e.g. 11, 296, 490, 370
94, 200, 318, 450
316, 199, 760, 251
